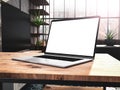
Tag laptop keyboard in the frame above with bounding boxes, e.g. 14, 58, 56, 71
35, 55, 81, 61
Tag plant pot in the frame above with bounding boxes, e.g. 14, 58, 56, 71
105, 39, 116, 46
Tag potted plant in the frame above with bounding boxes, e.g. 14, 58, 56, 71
35, 40, 46, 52
31, 11, 43, 26
35, 40, 41, 50
105, 30, 116, 46
31, 16, 43, 27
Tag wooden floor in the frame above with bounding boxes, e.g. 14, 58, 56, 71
43, 85, 103, 90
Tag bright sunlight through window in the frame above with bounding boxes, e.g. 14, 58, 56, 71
49, 0, 120, 40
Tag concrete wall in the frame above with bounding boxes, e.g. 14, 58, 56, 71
1, 1, 29, 90
4, 0, 29, 13
7, 0, 20, 9
21, 0, 29, 14
0, 0, 29, 51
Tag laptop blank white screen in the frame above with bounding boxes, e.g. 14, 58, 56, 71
46, 18, 99, 56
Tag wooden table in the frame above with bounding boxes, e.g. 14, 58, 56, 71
0, 51, 120, 90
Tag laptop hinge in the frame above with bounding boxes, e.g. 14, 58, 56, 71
44, 53, 92, 59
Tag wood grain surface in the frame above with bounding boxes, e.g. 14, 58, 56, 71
0, 51, 120, 83
43, 85, 103, 90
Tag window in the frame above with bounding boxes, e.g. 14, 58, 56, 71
49, 0, 120, 40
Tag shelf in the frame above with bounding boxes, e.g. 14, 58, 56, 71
31, 33, 48, 37
30, 0, 49, 6
29, 9, 49, 15
97, 44, 120, 48
30, 0, 50, 50
31, 44, 46, 52
30, 21, 49, 26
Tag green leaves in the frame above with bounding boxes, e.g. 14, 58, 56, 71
31, 11, 43, 26
31, 16, 43, 26
105, 30, 116, 40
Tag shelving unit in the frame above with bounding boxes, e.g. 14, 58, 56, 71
29, 9, 49, 15
30, 0, 49, 6
29, 0, 50, 51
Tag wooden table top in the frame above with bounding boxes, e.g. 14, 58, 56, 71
0, 51, 120, 83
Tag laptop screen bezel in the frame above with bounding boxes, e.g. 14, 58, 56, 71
45, 16, 100, 58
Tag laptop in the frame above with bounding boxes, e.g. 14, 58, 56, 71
13, 16, 100, 68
